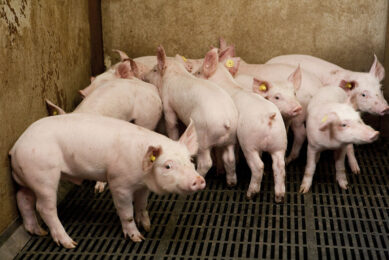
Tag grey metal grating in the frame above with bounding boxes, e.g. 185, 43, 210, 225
14, 140, 389, 259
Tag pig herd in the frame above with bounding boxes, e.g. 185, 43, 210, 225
9, 38, 388, 248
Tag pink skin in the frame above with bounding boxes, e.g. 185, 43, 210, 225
300, 86, 379, 193
10, 114, 204, 248
143, 46, 238, 184
194, 48, 287, 202
46, 60, 163, 193
266, 54, 389, 116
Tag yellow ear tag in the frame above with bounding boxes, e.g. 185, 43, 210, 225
182, 56, 187, 62
150, 155, 156, 162
53, 110, 58, 115
321, 115, 328, 123
225, 59, 234, 68
259, 84, 267, 92
345, 82, 352, 89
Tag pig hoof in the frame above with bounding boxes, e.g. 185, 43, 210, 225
130, 232, 145, 242
285, 156, 294, 165
136, 213, 151, 232
299, 184, 310, 194
338, 181, 348, 190
226, 180, 237, 187
54, 236, 77, 249
275, 195, 285, 203
94, 182, 107, 193
25, 225, 48, 236
351, 165, 361, 175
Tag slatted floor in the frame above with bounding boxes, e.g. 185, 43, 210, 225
15, 139, 389, 259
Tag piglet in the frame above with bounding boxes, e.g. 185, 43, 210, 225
194, 48, 287, 202
143, 46, 238, 185
300, 86, 379, 193
10, 114, 204, 248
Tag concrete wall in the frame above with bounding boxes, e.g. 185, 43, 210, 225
0, 0, 91, 234
102, 0, 387, 72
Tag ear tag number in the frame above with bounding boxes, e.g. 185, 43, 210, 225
182, 56, 187, 62
346, 82, 353, 89
321, 115, 328, 123
259, 84, 267, 91
150, 155, 156, 162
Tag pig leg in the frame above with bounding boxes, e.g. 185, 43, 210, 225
110, 185, 144, 242
134, 187, 151, 232
271, 151, 286, 203
35, 183, 77, 248
286, 121, 306, 165
197, 149, 213, 177
222, 144, 237, 187
346, 144, 360, 174
300, 145, 319, 193
334, 147, 348, 190
214, 148, 226, 175
16, 187, 48, 236
163, 106, 179, 140
94, 181, 107, 193
243, 149, 264, 199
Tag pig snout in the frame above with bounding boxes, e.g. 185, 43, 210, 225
291, 105, 303, 116
380, 106, 389, 116
368, 131, 380, 142
189, 175, 206, 191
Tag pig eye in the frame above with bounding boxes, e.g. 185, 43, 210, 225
165, 164, 171, 169
341, 123, 347, 127
153, 68, 157, 72
275, 96, 280, 100
361, 93, 366, 97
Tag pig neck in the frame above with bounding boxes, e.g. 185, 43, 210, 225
238, 58, 265, 74
209, 64, 245, 96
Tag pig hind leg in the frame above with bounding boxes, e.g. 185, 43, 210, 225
34, 176, 77, 248
164, 105, 180, 140
286, 121, 306, 165
16, 187, 48, 236
271, 151, 286, 203
346, 144, 360, 174
134, 187, 151, 232
197, 149, 213, 177
222, 144, 237, 187
243, 149, 264, 199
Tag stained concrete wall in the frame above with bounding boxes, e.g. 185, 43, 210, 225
0, 0, 91, 234
102, 0, 388, 72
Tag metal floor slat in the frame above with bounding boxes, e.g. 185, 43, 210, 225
15, 140, 389, 259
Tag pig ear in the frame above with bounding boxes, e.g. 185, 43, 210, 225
219, 37, 227, 50
319, 112, 339, 131
112, 49, 129, 61
219, 46, 235, 61
45, 99, 66, 116
90, 76, 95, 82
115, 61, 134, 79
252, 78, 270, 96
157, 45, 167, 75
346, 94, 358, 110
369, 54, 385, 81
203, 48, 218, 78
339, 80, 356, 92
127, 58, 140, 78
179, 119, 198, 156
142, 145, 163, 172
175, 54, 193, 72
288, 65, 302, 91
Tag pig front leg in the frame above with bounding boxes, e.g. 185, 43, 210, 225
197, 148, 213, 177
110, 186, 144, 242
134, 187, 151, 232
286, 120, 306, 165
222, 144, 237, 186
334, 147, 348, 190
346, 144, 360, 174
300, 145, 319, 193
271, 150, 286, 203
163, 105, 179, 140
242, 149, 264, 199
94, 181, 107, 193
